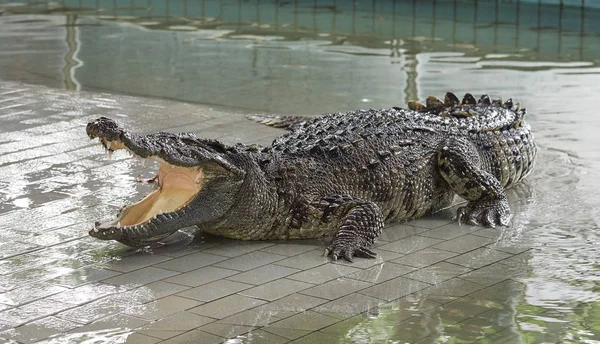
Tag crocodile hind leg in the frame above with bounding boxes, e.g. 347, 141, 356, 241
438, 137, 511, 227
315, 195, 384, 262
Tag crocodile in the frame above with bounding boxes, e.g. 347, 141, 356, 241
86, 92, 536, 261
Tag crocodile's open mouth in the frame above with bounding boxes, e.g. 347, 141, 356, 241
91, 137, 204, 238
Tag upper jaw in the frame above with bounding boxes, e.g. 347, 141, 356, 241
87, 117, 197, 167
86, 117, 244, 175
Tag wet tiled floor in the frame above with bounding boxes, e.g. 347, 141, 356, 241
0, 80, 536, 343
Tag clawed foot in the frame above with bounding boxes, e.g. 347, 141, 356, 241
455, 198, 512, 228
324, 241, 377, 262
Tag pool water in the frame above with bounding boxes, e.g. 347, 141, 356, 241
1, 0, 600, 343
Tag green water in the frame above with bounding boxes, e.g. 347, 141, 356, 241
1, 1, 600, 343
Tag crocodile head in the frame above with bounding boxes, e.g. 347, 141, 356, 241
86, 117, 246, 247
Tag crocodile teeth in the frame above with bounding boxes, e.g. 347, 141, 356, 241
117, 221, 121, 227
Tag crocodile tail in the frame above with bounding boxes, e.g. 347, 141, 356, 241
246, 114, 309, 131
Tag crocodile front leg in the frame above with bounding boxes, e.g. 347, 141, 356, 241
438, 137, 511, 227
315, 195, 384, 262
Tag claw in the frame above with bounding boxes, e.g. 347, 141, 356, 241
467, 218, 480, 226
456, 207, 469, 226
500, 213, 513, 227
325, 243, 375, 262
356, 247, 377, 259
482, 209, 496, 228
343, 253, 353, 263
455, 199, 511, 228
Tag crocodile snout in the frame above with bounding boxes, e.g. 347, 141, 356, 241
86, 117, 123, 141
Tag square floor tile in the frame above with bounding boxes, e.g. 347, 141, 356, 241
177, 279, 252, 302
432, 234, 494, 254
189, 294, 267, 319
378, 224, 428, 242
238, 278, 313, 302
104, 253, 172, 272
137, 311, 215, 331
274, 251, 328, 270
389, 247, 458, 268
154, 252, 228, 272
404, 262, 472, 284
422, 278, 485, 298
202, 242, 275, 258
446, 247, 513, 269
125, 295, 201, 320
227, 264, 300, 285
158, 329, 223, 344
287, 264, 361, 284
359, 277, 431, 302
214, 251, 287, 271
103, 267, 179, 287
300, 278, 372, 300
378, 236, 444, 254
260, 243, 321, 256
420, 222, 479, 240
314, 293, 383, 319
346, 262, 416, 283
164, 266, 238, 287
268, 311, 339, 331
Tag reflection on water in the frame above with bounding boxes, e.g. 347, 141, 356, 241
1, 0, 600, 342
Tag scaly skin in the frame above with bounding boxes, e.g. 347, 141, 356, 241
87, 92, 536, 261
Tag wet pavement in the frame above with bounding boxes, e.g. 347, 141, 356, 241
0, 80, 579, 343
1, 0, 600, 343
